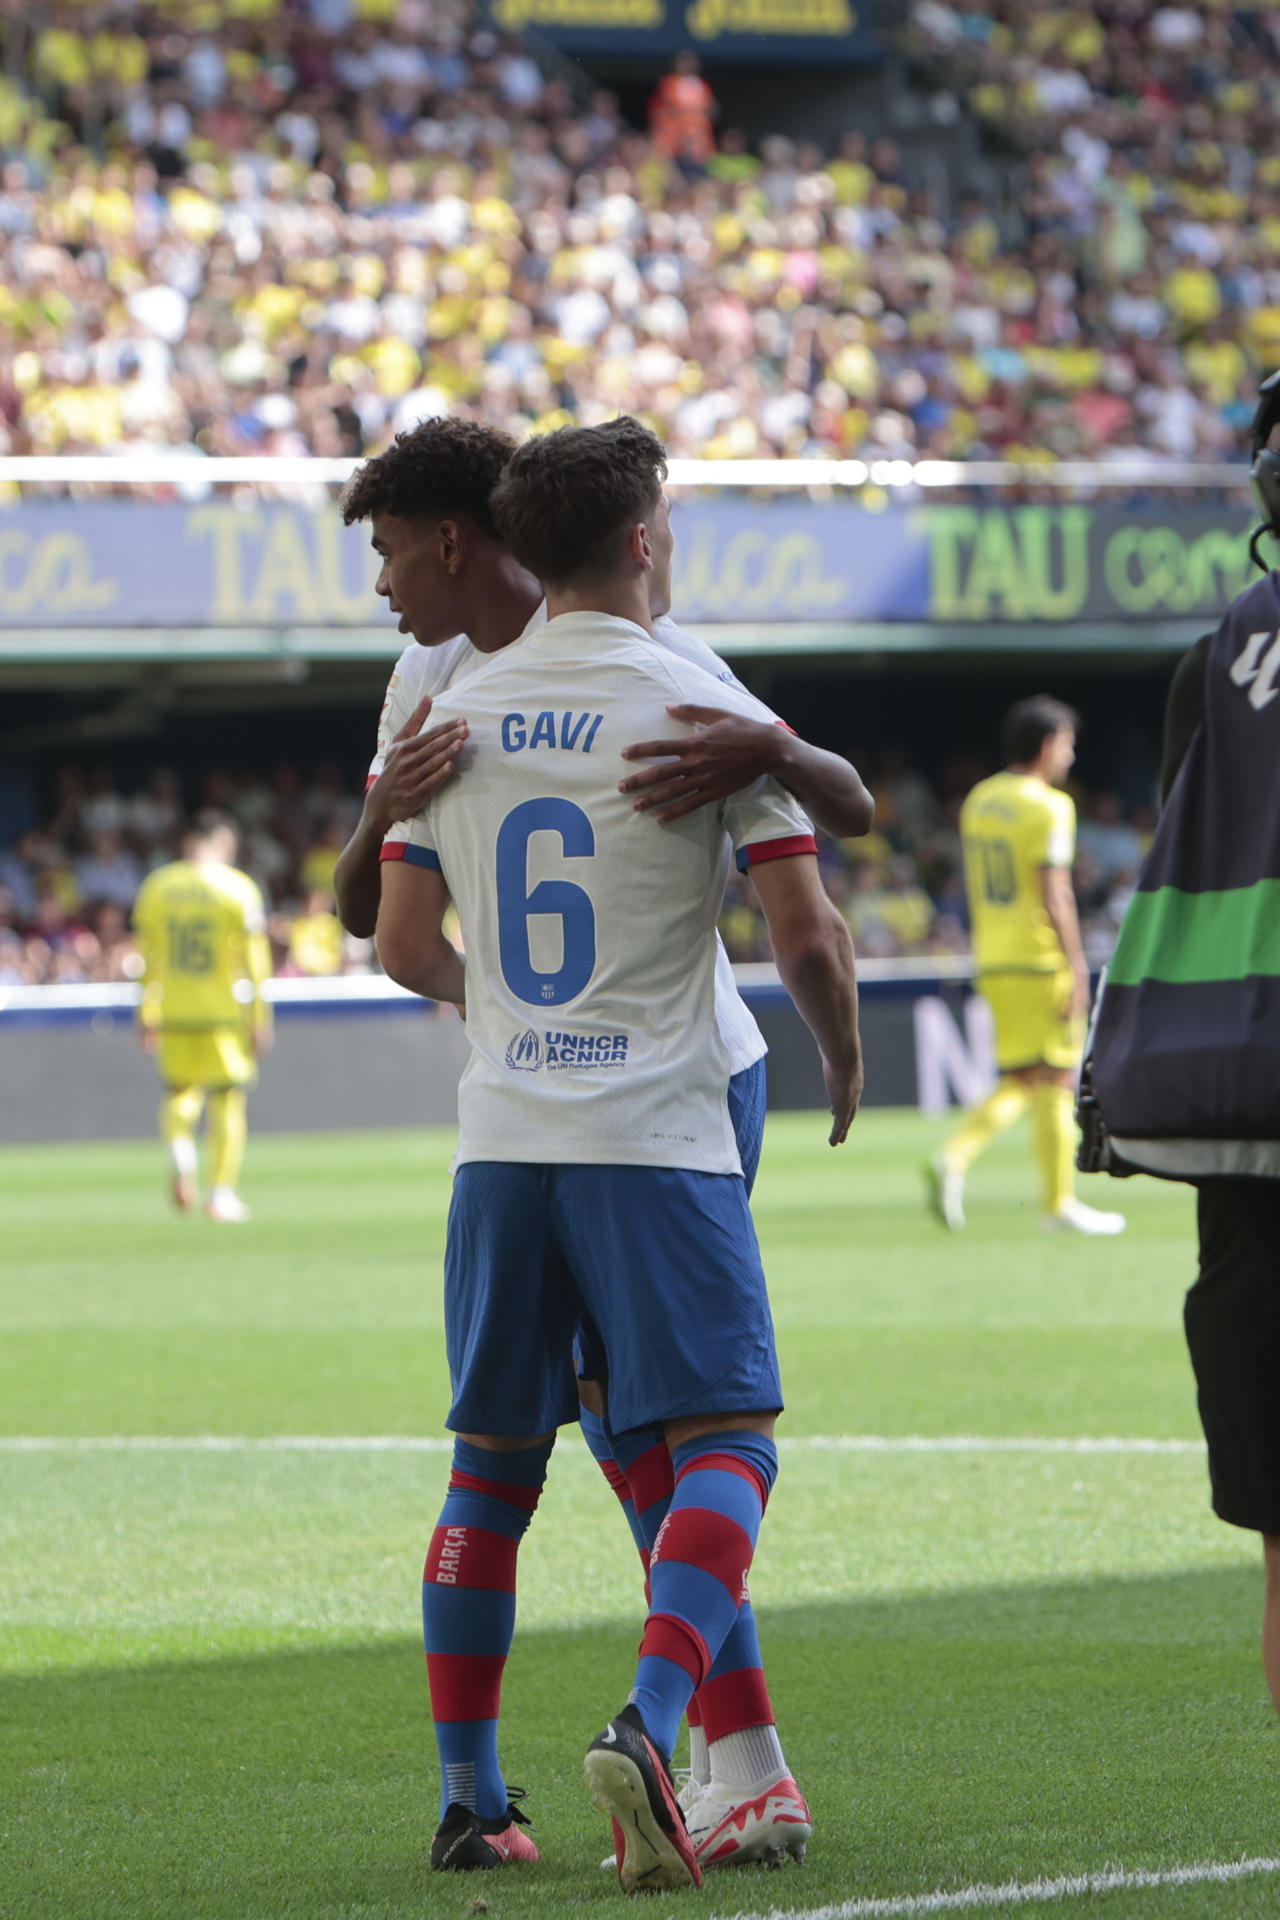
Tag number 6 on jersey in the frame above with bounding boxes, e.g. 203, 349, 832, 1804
496, 797, 597, 1007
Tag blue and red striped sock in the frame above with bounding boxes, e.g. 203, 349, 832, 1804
422, 1436, 553, 1820
582, 1415, 776, 1760
695, 1597, 776, 1747
608, 1419, 675, 1602
580, 1408, 676, 1602
629, 1430, 777, 1760
579, 1406, 648, 1562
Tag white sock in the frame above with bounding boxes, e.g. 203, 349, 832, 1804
169, 1138, 198, 1175
687, 1724, 709, 1786
708, 1723, 787, 1789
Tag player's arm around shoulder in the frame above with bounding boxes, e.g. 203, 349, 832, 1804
618, 649, 873, 837
336, 648, 472, 939
749, 850, 862, 1145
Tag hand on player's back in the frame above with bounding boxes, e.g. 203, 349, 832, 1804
369, 696, 469, 832
619, 704, 779, 823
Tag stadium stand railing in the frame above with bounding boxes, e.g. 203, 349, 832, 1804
0, 456, 1252, 491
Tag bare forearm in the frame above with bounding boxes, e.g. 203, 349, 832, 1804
772, 914, 861, 1068
771, 735, 874, 839
377, 929, 467, 1005
333, 807, 386, 938
1044, 873, 1087, 977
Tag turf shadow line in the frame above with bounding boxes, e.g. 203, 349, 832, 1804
1, 1564, 1273, 1919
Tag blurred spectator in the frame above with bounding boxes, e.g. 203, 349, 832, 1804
0, 0, 1263, 486
0, 754, 388, 983
286, 888, 346, 976
0, 744, 1159, 980
877, 853, 937, 950
127, 767, 183, 854
870, 747, 940, 850
92, 901, 142, 982
843, 860, 902, 957
648, 51, 716, 172
75, 828, 143, 910
0, 838, 39, 920
0, 2, 1228, 978
298, 814, 348, 895
1076, 790, 1147, 886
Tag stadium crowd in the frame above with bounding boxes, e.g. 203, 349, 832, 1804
0, 750, 1151, 985
0, 0, 1269, 483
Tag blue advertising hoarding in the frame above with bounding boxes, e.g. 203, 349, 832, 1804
482, 0, 880, 65
0, 502, 1255, 630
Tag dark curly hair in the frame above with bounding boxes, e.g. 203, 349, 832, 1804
489, 417, 668, 588
340, 418, 517, 537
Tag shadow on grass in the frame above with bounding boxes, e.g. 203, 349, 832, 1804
3, 1565, 1277, 1920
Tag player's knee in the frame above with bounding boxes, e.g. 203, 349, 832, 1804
664, 1409, 777, 1450
577, 1378, 605, 1417
458, 1430, 557, 1453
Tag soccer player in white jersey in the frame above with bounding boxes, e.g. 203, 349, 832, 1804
335, 419, 873, 1869
375, 418, 861, 1891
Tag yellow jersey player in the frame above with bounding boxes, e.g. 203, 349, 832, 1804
132, 810, 273, 1223
926, 697, 1125, 1235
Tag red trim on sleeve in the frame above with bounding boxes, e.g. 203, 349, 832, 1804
380, 841, 443, 872
743, 833, 818, 867
365, 773, 378, 792
774, 720, 798, 736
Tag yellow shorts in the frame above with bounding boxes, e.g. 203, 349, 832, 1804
156, 1027, 256, 1091
978, 968, 1083, 1074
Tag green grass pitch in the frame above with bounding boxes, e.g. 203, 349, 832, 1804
2, 1109, 1277, 1920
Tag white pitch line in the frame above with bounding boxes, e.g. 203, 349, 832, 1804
786, 1436, 1201, 1455
0, 1435, 455, 1452
705, 1853, 1280, 1920
0, 1434, 1203, 1455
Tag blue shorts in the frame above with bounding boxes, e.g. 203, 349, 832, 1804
572, 1059, 765, 1385
728, 1057, 767, 1196
443, 1159, 783, 1439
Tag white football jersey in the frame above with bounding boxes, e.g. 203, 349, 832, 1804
385, 612, 817, 1173
370, 603, 777, 1075
367, 633, 490, 785
366, 608, 754, 784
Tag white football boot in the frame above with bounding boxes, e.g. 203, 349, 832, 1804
1043, 1196, 1125, 1235
684, 1771, 812, 1867
924, 1154, 966, 1230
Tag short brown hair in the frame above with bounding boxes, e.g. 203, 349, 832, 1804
489, 417, 668, 588
340, 418, 516, 537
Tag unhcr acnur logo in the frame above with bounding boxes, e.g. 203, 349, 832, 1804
505, 1030, 545, 1071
